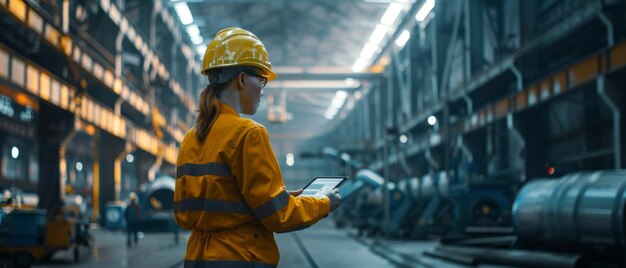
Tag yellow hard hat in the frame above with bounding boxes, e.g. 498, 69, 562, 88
201, 27, 277, 81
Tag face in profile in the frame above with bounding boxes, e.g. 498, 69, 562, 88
239, 70, 267, 115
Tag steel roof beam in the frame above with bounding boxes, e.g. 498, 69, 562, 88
273, 72, 383, 80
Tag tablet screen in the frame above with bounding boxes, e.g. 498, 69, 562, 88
301, 177, 347, 197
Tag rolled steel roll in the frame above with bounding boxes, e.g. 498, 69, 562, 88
513, 170, 626, 247
143, 175, 176, 211
403, 172, 449, 202
364, 182, 397, 205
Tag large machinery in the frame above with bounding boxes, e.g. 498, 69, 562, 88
333, 169, 384, 229
339, 168, 514, 239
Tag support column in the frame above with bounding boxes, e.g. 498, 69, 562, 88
37, 103, 73, 212
97, 130, 125, 224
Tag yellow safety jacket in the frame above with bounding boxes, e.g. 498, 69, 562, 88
174, 103, 331, 268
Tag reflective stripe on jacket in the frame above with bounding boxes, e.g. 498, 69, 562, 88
174, 103, 331, 267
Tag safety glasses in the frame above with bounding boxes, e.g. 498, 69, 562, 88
243, 71, 267, 89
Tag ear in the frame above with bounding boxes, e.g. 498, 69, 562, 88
237, 72, 246, 89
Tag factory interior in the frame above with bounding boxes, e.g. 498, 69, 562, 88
1, 0, 626, 267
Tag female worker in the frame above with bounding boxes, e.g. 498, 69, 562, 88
173, 27, 341, 268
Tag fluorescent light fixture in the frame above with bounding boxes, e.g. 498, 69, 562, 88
190, 35, 203, 45
360, 43, 378, 60
186, 24, 200, 37
196, 45, 205, 56
352, 58, 368, 72
325, 90, 349, 120
380, 3, 403, 26
415, 0, 435, 22
331, 98, 346, 109
335, 90, 348, 100
395, 29, 410, 48
174, 2, 194, 25
369, 24, 388, 45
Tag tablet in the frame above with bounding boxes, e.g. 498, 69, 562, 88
300, 176, 348, 197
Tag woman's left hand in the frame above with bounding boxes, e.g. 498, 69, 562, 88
288, 189, 303, 196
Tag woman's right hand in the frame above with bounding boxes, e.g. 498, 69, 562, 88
321, 188, 341, 212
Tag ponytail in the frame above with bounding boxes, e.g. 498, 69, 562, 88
195, 66, 254, 142
194, 83, 225, 142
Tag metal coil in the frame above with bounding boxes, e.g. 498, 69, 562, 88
513, 170, 626, 247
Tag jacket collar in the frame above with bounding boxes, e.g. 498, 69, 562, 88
220, 102, 240, 117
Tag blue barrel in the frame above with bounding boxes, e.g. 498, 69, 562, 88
104, 203, 126, 229
513, 171, 626, 247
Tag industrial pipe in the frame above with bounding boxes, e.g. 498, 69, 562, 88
435, 245, 582, 268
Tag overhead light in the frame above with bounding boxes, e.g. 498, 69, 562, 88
76, 161, 83, 171
399, 134, 408, 144
331, 98, 346, 109
395, 29, 410, 48
325, 90, 348, 120
380, 3, 404, 26
174, 2, 194, 25
335, 90, 348, 100
360, 43, 378, 60
344, 78, 356, 86
186, 25, 200, 37
190, 35, 203, 45
352, 58, 368, 72
286, 153, 295, 166
327, 106, 339, 114
352, 1, 409, 74
196, 45, 205, 56
369, 24, 389, 45
428, 115, 437, 126
11, 146, 19, 159
415, 0, 436, 22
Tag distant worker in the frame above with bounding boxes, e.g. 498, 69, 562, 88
174, 27, 341, 267
125, 192, 141, 247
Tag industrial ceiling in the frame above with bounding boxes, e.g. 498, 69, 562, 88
168, 0, 413, 141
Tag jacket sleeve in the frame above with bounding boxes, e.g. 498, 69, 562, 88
231, 125, 330, 233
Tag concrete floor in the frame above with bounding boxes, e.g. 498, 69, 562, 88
31, 219, 514, 268
32, 218, 395, 268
